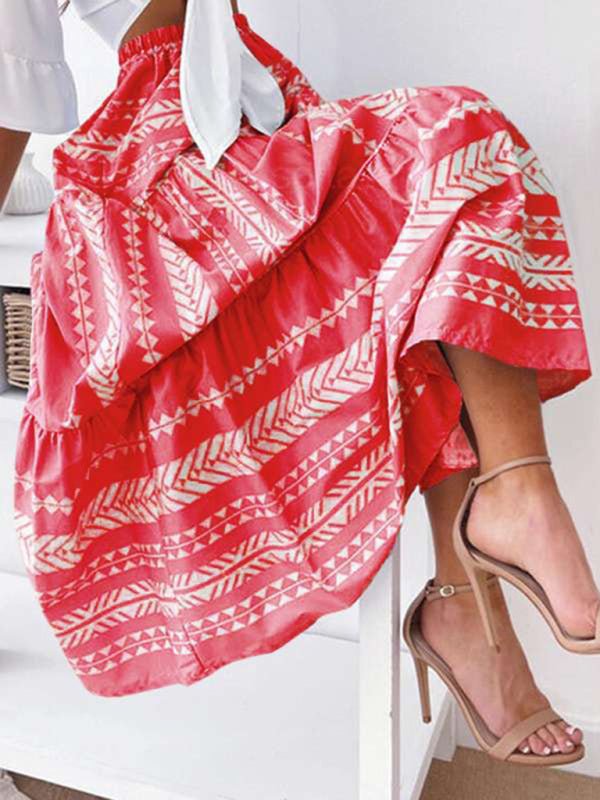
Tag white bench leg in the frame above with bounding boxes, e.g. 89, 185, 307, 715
359, 534, 401, 800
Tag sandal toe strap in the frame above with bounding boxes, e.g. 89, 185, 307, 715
488, 707, 563, 761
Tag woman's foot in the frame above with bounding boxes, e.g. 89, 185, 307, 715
420, 579, 584, 755
466, 460, 600, 639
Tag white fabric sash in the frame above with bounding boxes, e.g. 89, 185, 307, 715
181, 0, 286, 169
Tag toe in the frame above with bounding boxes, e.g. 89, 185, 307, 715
551, 721, 580, 752
558, 720, 584, 746
528, 732, 552, 756
517, 738, 531, 754
536, 725, 558, 754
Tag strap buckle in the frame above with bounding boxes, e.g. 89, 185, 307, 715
439, 584, 456, 598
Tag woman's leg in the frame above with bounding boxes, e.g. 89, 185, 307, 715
421, 466, 583, 755
439, 341, 600, 638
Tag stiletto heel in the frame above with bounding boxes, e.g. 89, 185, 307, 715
463, 561, 500, 651
402, 579, 585, 766
413, 656, 431, 723
452, 472, 500, 650
452, 454, 600, 655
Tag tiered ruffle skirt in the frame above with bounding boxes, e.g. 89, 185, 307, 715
13, 14, 591, 696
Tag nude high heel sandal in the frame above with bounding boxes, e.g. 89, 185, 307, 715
453, 454, 600, 654
403, 578, 585, 766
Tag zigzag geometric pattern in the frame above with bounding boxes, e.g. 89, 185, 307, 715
13, 16, 591, 697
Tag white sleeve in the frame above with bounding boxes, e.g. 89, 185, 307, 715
0, 0, 79, 133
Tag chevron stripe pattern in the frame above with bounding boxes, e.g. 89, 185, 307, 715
13, 18, 591, 697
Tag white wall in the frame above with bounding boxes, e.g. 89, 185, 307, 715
26, 0, 600, 771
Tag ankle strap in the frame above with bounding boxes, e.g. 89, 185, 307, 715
424, 575, 498, 602
470, 455, 552, 489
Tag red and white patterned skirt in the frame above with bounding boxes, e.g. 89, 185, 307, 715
14, 14, 592, 696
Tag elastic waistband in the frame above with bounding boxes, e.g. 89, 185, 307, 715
118, 12, 251, 66
119, 23, 183, 65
